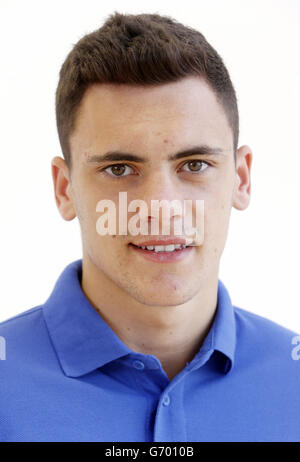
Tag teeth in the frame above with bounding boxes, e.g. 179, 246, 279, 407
137, 243, 189, 252
154, 245, 165, 252
164, 245, 175, 252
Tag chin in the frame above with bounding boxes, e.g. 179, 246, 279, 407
131, 287, 195, 307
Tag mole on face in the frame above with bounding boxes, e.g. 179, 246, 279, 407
163, 139, 168, 143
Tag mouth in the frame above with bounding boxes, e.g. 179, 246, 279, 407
128, 243, 192, 252
128, 241, 194, 263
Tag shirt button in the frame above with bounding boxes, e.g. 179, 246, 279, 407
133, 360, 145, 370
162, 394, 170, 406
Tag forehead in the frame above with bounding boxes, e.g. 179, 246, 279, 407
70, 76, 233, 161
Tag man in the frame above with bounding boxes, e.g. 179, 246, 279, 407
1, 11, 299, 442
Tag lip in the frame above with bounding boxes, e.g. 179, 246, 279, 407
129, 237, 193, 247
128, 242, 194, 263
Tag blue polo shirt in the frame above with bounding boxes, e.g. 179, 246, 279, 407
0, 259, 300, 442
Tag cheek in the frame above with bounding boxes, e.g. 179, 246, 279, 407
73, 191, 101, 245
203, 190, 232, 247
74, 181, 108, 227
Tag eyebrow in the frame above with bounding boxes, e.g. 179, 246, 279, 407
85, 145, 226, 164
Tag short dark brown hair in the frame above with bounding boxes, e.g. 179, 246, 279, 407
55, 11, 239, 171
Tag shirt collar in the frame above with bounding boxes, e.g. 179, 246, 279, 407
43, 259, 236, 377
205, 277, 236, 373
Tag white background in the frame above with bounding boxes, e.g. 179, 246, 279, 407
0, 0, 299, 330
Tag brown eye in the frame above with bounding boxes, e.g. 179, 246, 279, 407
189, 160, 202, 171
111, 165, 125, 176
181, 160, 209, 173
104, 164, 133, 177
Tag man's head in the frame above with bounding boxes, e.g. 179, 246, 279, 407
52, 12, 252, 307
55, 11, 240, 172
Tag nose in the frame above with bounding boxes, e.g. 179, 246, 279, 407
135, 170, 186, 235
142, 168, 181, 202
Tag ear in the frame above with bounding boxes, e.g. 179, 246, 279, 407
51, 156, 76, 221
232, 145, 253, 211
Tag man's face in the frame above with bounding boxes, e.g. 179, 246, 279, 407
56, 76, 251, 306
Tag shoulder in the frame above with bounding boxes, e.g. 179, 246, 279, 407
233, 305, 300, 369
0, 305, 43, 324
234, 304, 300, 338
0, 305, 50, 366
0, 305, 44, 336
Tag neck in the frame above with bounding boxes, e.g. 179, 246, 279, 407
81, 256, 219, 381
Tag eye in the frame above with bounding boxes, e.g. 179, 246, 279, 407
103, 164, 134, 177
180, 159, 210, 174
